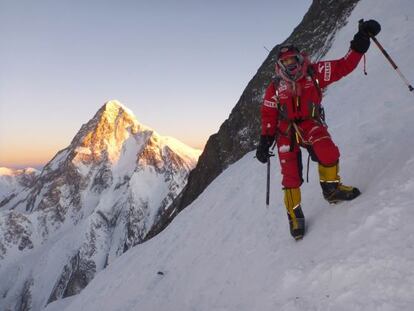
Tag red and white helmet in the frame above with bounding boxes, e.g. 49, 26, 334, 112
276, 45, 309, 81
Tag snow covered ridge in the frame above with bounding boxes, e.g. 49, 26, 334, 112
0, 100, 201, 311
0, 167, 38, 176
0, 167, 39, 201
50, 0, 414, 310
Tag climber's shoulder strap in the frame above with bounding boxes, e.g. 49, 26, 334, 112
272, 75, 282, 102
307, 65, 322, 99
272, 74, 282, 89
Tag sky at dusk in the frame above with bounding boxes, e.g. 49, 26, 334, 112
0, 0, 312, 168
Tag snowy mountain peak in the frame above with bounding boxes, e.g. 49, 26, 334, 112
0, 102, 201, 311
102, 99, 134, 117
97, 99, 141, 131
44, 100, 152, 172
72, 100, 144, 164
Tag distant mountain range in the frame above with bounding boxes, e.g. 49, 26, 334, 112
0, 100, 201, 311
0, 167, 39, 201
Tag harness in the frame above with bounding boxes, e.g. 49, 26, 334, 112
273, 66, 324, 123
272, 65, 325, 144
272, 66, 326, 182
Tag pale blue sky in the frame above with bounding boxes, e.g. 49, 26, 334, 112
0, 0, 311, 167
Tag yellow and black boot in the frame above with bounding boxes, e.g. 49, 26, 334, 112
319, 163, 361, 204
284, 188, 305, 240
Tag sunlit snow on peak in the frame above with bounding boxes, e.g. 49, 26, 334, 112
103, 100, 135, 119
71, 101, 201, 166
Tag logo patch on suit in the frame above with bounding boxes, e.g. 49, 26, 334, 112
278, 81, 288, 92
324, 62, 331, 81
318, 64, 325, 73
264, 100, 277, 108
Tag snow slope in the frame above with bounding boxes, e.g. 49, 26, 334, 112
46, 0, 414, 310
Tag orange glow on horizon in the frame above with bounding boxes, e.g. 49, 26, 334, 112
0, 137, 207, 169
0, 149, 59, 168
0, 141, 68, 168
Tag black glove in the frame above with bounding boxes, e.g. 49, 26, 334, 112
256, 135, 274, 164
359, 19, 381, 37
350, 19, 381, 54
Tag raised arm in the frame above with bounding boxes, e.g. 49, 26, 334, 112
315, 19, 381, 89
314, 49, 363, 88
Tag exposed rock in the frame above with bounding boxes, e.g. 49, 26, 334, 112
48, 252, 96, 303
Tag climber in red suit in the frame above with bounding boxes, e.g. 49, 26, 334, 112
256, 19, 381, 240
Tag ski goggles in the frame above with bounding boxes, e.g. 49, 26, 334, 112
277, 46, 304, 72
280, 56, 299, 66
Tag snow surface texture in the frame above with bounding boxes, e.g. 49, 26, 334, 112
0, 100, 201, 311
50, 1, 414, 310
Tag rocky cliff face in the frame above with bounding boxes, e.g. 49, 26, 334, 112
0, 100, 201, 311
146, 0, 361, 239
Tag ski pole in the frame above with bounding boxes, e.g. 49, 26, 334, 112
358, 18, 414, 93
370, 36, 414, 93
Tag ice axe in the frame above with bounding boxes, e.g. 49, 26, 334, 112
266, 152, 274, 208
359, 19, 414, 93
266, 146, 276, 208
263, 126, 276, 208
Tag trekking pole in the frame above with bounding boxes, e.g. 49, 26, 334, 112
370, 36, 414, 92
359, 19, 414, 93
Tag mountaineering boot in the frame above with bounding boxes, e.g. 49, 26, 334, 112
318, 163, 361, 204
284, 188, 305, 240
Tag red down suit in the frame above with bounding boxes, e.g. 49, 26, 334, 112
261, 49, 363, 188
